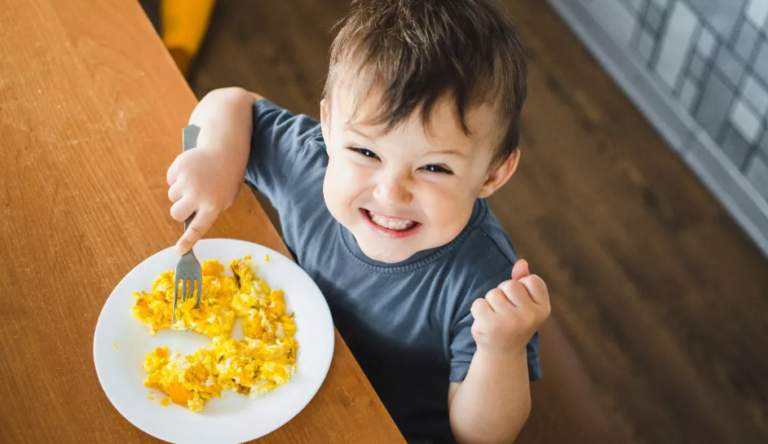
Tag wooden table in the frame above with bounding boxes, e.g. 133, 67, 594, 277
0, 1, 404, 442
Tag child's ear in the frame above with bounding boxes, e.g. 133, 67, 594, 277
320, 99, 330, 143
477, 149, 521, 199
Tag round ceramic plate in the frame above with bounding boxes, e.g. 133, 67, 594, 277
93, 238, 334, 444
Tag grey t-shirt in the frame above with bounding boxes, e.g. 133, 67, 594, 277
245, 99, 541, 443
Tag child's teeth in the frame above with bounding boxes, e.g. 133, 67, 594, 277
369, 212, 416, 230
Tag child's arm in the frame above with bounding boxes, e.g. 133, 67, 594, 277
448, 260, 551, 444
167, 87, 263, 254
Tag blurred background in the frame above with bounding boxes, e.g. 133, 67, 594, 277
139, 1, 768, 443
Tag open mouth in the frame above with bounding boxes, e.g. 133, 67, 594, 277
360, 209, 423, 238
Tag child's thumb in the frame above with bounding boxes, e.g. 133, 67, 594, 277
511, 259, 530, 280
175, 209, 215, 255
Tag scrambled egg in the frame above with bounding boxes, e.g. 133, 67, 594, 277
132, 256, 298, 412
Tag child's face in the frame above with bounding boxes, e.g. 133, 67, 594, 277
321, 86, 519, 263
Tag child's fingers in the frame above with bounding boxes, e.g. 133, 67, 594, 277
498, 280, 534, 310
168, 181, 184, 203
485, 288, 513, 314
511, 259, 529, 280
170, 195, 196, 222
518, 275, 550, 307
166, 158, 180, 186
471, 298, 494, 323
176, 208, 216, 255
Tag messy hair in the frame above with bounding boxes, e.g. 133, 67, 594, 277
323, 0, 527, 165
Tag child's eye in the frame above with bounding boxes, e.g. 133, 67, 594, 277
421, 164, 453, 174
351, 147, 380, 160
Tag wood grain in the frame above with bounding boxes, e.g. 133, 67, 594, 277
503, 3, 768, 443
181, 0, 768, 443
0, 0, 404, 443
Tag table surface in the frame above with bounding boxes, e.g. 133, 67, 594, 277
0, 0, 404, 442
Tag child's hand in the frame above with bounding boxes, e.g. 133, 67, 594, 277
470, 259, 551, 357
166, 144, 245, 254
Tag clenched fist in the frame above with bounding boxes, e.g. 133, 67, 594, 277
470, 259, 551, 357
167, 144, 245, 254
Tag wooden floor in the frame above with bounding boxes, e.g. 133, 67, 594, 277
141, 1, 768, 443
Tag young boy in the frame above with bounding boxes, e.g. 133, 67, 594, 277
166, 0, 551, 442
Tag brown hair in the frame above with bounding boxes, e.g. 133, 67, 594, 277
323, 0, 527, 165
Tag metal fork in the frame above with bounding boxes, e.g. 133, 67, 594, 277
172, 124, 203, 324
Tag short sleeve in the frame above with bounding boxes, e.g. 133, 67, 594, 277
445, 220, 542, 383
245, 99, 322, 212
449, 317, 542, 382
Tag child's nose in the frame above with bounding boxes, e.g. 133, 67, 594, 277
373, 177, 413, 207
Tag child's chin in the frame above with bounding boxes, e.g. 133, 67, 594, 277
358, 241, 416, 264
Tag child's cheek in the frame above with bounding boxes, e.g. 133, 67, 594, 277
328, 155, 355, 184
325, 155, 366, 205
426, 186, 474, 241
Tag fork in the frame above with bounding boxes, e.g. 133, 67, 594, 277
172, 124, 203, 324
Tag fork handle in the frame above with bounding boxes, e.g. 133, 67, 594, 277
182, 124, 201, 232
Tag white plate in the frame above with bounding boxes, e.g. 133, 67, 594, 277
93, 238, 335, 444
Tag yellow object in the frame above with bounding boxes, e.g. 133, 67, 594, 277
132, 256, 298, 412
161, 0, 217, 74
